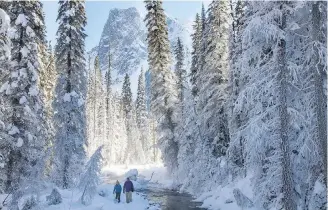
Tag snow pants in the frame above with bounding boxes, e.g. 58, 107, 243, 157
115, 193, 121, 203
126, 191, 132, 203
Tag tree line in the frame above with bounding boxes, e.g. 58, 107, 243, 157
144, 0, 327, 209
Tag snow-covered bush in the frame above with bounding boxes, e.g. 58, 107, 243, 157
233, 188, 253, 208
78, 146, 103, 205
21, 196, 39, 210
97, 185, 110, 197
98, 189, 107, 197
308, 175, 327, 210
46, 188, 62, 205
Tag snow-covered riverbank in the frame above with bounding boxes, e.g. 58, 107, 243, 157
39, 165, 164, 210
42, 184, 155, 210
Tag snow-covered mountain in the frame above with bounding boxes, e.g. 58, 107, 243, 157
88, 7, 191, 97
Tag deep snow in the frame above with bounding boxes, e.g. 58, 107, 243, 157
0, 164, 257, 210
103, 164, 257, 210
0, 183, 156, 210
42, 185, 152, 210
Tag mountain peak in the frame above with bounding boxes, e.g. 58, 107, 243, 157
109, 7, 139, 16
88, 7, 191, 98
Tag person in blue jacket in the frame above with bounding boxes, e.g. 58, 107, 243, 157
113, 180, 122, 203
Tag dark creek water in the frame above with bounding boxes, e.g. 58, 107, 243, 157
138, 188, 207, 210
103, 171, 207, 210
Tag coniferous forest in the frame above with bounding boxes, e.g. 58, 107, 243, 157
0, 1, 326, 210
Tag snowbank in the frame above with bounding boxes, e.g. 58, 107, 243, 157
36, 183, 152, 210
102, 164, 175, 189
0, 183, 154, 210
125, 169, 138, 181
195, 174, 255, 210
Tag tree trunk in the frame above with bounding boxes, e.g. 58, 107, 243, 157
311, 1, 327, 185
277, 3, 296, 210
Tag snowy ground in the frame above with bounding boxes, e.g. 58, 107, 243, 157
103, 164, 256, 210
195, 174, 255, 210
40, 184, 155, 210
0, 183, 157, 210
37, 165, 166, 210
0, 165, 164, 210
0, 164, 255, 210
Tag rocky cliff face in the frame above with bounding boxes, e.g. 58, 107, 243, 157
88, 7, 191, 95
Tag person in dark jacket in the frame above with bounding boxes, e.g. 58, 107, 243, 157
123, 177, 134, 203
113, 180, 122, 203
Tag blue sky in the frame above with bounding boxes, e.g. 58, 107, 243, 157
43, 1, 208, 51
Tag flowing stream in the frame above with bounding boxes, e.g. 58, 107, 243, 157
103, 169, 207, 210
138, 187, 207, 210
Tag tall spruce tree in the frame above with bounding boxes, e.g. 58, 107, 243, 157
53, 0, 87, 189
121, 74, 137, 163
190, 13, 202, 97
122, 73, 132, 117
136, 68, 148, 157
136, 68, 147, 128
144, 0, 179, 173
283, 2, 327, 208
42, 42, 57, 121
104, 53, 113, 166
86, 55, 93, 156
174, 37, 186, 102
0, 2, 48, 196
112, 93, 128, 164
193, 3, 207, 100
0, 7, 12, 193
197, 0, 230, 158
310, 1, 327, 184
94, 56, 105, 152
201, 3, 206, 32
227, 0, 247, 179
231, 2, 297, 209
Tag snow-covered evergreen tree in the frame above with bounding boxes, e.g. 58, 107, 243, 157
136, 68, 149, 158
52, 0, 87, 189
176, 86, 200, 189
0, 2, 9, 11
192, 3, 207, 99
145, 69, 151, 112
136, 68, 147, 128
86, 55, 93, 157
308, 1, 327, 183
0, 2, 48, 196
231, 2, 298, 209
124, 108, 145, 164
174, 37, 186, 103
197, 0, 230, 158
227, 0, 247, 179
283, 2, 327, 208
94, 56, 105, 154
41, 42, 57, 122
78, 146, 103, 206
104, 53, 113, 166
190, 13, 202, 97
38, 40, 56, 176
111, 93, 127, 164
0, 7, 12, 193
121, 74, 142, 163
86, 56, 104, 156
144, 0, 179, 173
121, 73, 132, 118
200, 3, 206, 32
